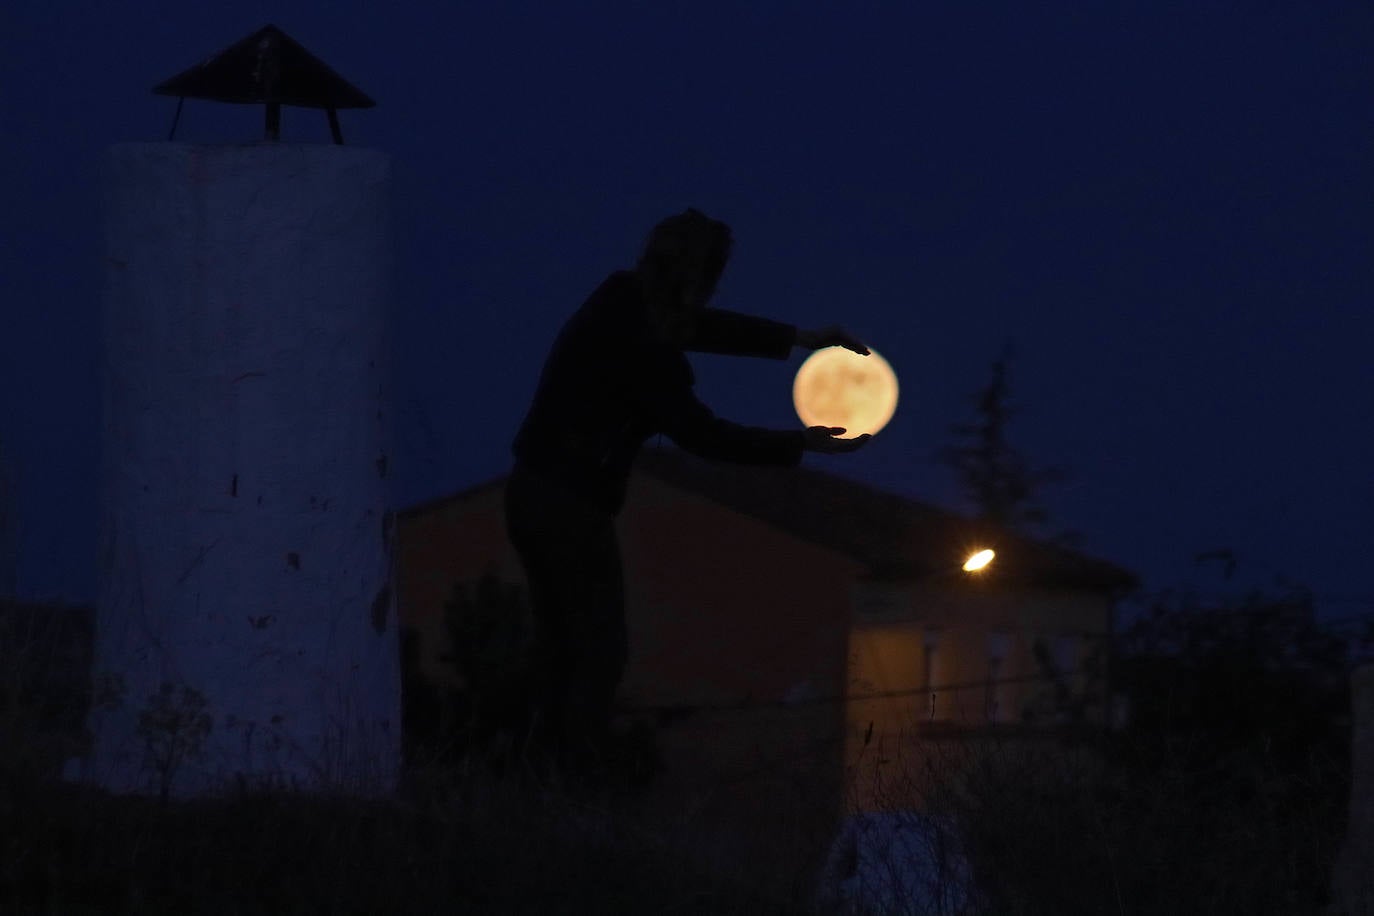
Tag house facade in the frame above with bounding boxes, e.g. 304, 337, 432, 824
395, 445, 1135, 844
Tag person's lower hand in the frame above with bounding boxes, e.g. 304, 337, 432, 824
803, 426, 872, 453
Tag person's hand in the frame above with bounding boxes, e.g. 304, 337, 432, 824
795, 326, 870, 356
803, 426, 872, 453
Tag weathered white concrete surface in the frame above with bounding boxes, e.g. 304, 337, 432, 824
1331, 664, 1374, 915
83, 142, 399, 798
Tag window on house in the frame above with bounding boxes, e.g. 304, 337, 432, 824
1026, 634, 1065, 725
922, 628, 941, 721
985, 655, 1002, 722
1054, 635, 1077, 679
985, 632, 1012, 724
1043, 634, 1080, 724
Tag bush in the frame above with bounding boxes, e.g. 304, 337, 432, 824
0, 600, 93, 783
846, 584, 1359, 915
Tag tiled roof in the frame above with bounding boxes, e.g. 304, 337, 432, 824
633, 447, 1137, 591
398, 446, 1137, 592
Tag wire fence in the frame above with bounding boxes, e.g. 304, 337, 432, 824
619, 669, 1091, 718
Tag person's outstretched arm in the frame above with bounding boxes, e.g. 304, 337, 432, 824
688, 310, 870, 360
658, 384, 870, 465
685, 308, 797, 359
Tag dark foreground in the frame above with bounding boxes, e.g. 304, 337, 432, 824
0, 763, 820, 916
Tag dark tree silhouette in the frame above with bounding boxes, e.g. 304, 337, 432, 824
1108, 583, 1365, 908
440, 573, 534, 759
936, 343, 1074, 544
1113, 583, 1353, 778
399, 626, 446, 765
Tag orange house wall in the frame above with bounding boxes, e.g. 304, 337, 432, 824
395, 480, 516, 690
614, 473, 863, 844
396, 472, 864, 707
395, 469, 1115, 829
845, 583, 1115, 808
616, 472, 863, 708
395, 469, 866, 841
845, 585, 1113, 727
904, 584, 1114, 728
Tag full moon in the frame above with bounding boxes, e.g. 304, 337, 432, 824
792, 346, 899, 437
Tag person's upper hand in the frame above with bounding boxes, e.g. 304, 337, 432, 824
795, 326, 870, 356
803, 426, 872, 453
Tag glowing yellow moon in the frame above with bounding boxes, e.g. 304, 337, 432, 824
792, 346, 898, 437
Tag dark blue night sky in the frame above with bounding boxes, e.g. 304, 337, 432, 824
2, 2, 1371, 616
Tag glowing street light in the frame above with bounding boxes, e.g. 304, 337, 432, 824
963, 549, 995, 573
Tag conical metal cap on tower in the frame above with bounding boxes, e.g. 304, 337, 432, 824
152, 24, 375, 143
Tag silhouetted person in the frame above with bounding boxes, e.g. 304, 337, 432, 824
506, 208, 871, 789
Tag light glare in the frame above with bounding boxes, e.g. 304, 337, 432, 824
963, 549, 995, 572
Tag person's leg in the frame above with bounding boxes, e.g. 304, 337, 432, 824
503, 466, 627, 783
554, 517, 627, 773
503, 468, 570, 773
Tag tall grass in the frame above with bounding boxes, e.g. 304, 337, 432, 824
1, 598, 1359, 915
4, 716, 1352, 915
0, 602, 833, 914
848, 721, 1350, 916
1, 747, 835, 915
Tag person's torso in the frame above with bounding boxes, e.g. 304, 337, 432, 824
512, 271, 691, 510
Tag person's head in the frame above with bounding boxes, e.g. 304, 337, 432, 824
636, 208, 733, 341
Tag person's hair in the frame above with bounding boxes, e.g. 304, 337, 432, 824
636, 208, 733, 308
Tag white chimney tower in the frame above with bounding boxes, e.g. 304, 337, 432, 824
82, 25, 400, 798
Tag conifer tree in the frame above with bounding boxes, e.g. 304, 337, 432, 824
937, 343, 1073, 543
